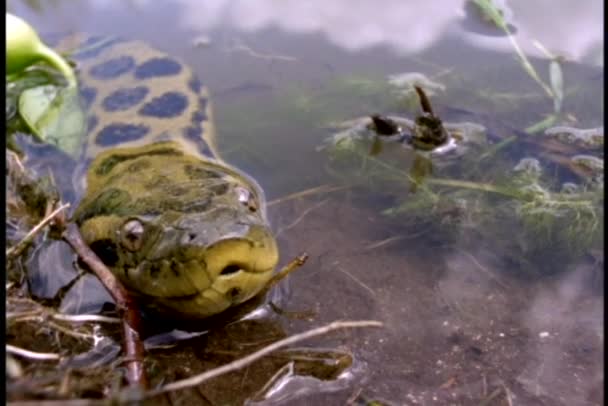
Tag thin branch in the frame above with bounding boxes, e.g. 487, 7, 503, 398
275, 199, 328, 237
6, 345, 61, 361
60, 222, 146, 389
8, 400, 106, 406
265, 253, 309, 290
335, 267, 375, 297
6, 203, 70, 259
52, 313, 121, 324
146, 320, 383, 397
267, 184, 350, 207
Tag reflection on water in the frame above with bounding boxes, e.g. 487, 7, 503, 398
6, 1, 603, 404
8, 0, 603, 64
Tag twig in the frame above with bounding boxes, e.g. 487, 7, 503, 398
228, 42, 297, 62
478, 386, 503, 406
364, 236, 404, 251
7, 300, 121, 324
275, 199, 328, 237
145, 320, 383, 397
265, 253, 309, 290
6, 344, 61, 361
364, 228, 431, 251
8, 400, 106, 406
46, 320, 96, 342
335, 267, 375, 297
6, 203, 70, 260
60, 222, 146, 389
268, 184, 350, 207
501, 383, 514, 406
457, 249, 510, 290
61, 223, 130, 310
52, 314, 121, 324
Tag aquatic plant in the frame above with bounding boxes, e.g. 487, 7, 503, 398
322, 125, 603, 273
6, 13, 76, 87
6, 13, 85, 157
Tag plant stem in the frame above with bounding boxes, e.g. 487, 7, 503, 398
38, 45, 77, 88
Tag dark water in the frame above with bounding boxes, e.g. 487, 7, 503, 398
7, 1, 604, 404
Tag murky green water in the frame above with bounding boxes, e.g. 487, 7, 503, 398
6, 1, 603, 404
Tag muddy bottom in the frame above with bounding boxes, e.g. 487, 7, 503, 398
269, 191, 604, 405
7, 191, 603, 405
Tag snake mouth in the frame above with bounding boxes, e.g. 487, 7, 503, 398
220, 264, 244, 275
146, 265, 276, 319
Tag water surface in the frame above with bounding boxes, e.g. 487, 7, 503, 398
6, 1, 603, 404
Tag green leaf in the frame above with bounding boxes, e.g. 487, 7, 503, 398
18, 84, 86, 157
525, 114, 558, 134
471, 0, 509, 32
549, 59, 564, 114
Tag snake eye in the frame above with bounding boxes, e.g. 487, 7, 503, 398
235, 186, 258, 213
121, 219, 145, 252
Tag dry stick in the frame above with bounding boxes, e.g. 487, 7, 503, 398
6, 345, 61, 361
145, 320, 383, 398
274, 199, 329, 237
6, 203, 70, 260
265, 253, 309, 291
267, 184, 350, 207
8, 400, 106, 406
61, 222, 147, 389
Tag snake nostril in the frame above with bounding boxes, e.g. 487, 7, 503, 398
228, 287, 241, 299
220, 264, 241, 275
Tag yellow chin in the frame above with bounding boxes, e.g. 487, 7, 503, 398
152, 267, 274, 319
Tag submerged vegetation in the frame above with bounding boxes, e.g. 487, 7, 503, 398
318, 1, 603, 275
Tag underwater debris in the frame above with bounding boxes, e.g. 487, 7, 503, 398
387, 72, 446, 98
570, 154, 604, 175
545, 126, 604, 148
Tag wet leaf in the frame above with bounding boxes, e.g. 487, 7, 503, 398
18, 84, 86, 157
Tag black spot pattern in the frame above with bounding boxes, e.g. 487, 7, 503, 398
138, 92, 188, 118
184, 125, 202, 138
102, 86, 149, 111
170, 262, 181, 277
127, 159, 152, 173
148, 263, 161, 278
192, 109, 207, 123
96, 123, 150, 146
198, 97, 208, 110
87, 115, 99, 132
95, 146, 183, 176
183, 125, 213, 157
134, 57, 182, 79
89, 239, 119, 267
188, 76, 203, 93
208, 183, 229, 195
75, 188, 132, 222
184, 164, 220, 180
89, 56, 135, 79
72, 37, 126, 60
79, 86, 97, 109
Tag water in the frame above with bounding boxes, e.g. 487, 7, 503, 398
6, 1, 603, 404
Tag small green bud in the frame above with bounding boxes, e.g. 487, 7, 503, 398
6, 13, 77, 87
